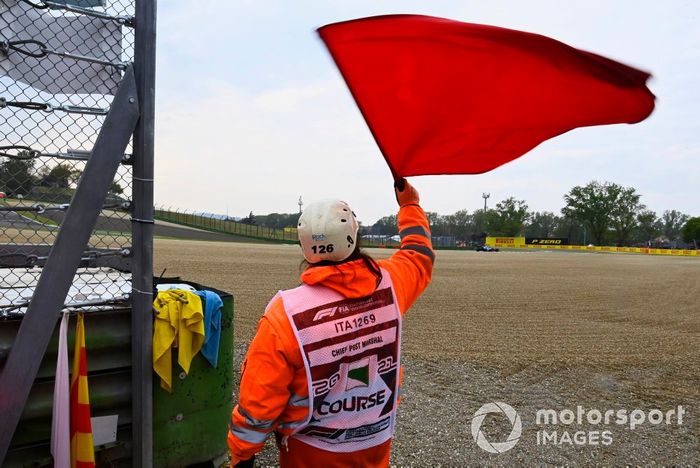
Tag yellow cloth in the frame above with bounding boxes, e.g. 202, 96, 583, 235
153, 290, 205, 392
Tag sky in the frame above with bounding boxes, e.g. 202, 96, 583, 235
153, 1, 699, 225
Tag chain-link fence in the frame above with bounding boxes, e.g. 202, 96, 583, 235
0, 0, 135, 317
154, 206, 301, 243
154, 205, 461, 248
0, 0, 156, 463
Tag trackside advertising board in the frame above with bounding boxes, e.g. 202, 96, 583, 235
526, 238, 569, 245
485, 237, 699, 257
486, 237, 525, 247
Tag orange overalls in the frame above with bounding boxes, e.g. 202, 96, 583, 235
228, 203, 434, 467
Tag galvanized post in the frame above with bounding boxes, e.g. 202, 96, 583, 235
132, 0, 157, 466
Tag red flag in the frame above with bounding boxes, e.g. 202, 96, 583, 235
318, 15, 655, 177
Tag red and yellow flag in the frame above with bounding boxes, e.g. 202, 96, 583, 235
70, 313, 95, 468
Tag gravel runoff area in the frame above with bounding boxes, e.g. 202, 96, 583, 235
154, 239, 700, 466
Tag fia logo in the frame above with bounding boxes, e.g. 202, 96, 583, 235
313, 304, 351, 321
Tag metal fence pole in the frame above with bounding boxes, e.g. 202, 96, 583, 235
132, 0, 157, 466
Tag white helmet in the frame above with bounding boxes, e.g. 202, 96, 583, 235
298, 199, 359, 263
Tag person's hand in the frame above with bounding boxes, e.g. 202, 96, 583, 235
394, 178, 420, 207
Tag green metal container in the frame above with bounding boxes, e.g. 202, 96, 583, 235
153, 287, 234, 467
0, 280, 233, 467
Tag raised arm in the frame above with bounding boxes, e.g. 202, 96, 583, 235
378, 179, 434, 314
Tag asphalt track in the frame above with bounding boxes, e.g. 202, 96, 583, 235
0, 211, 45, 230
0, 209, 266, 243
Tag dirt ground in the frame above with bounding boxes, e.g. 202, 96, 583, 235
155, 239, 700, 466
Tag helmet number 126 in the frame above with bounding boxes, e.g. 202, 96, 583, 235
312, 244, 335, 254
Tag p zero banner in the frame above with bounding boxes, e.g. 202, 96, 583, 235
526, 238, 569, 245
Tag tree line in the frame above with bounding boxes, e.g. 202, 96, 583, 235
238, 181, 698, 248
368, 181, 698, 248
5, 155, 696, 247
0, 157, 124, 197
239, 181, 698, 248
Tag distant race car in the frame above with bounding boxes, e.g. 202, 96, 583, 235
476, 245, 499, 252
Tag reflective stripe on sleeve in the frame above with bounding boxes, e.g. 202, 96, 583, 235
399, 225, 430, 240
230, 423, 270, 444
237, 405, 275, 430
289, 393, 309, 408
278, 419, 306, 430
400, 244, 435, 263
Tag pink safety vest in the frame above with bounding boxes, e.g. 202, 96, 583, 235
279, 268, 402, 452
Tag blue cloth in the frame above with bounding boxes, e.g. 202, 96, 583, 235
195, 290, 223, 368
